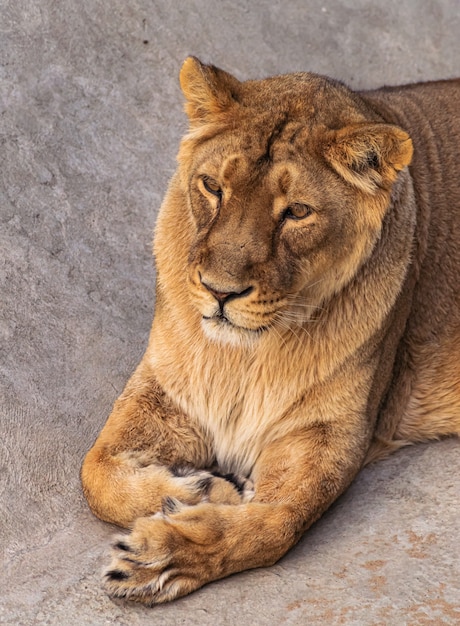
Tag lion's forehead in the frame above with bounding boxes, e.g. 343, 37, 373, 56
200, 153, 304, 203
232, 116, 311, 160
195, 121, 319, 195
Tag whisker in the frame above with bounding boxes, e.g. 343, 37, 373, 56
279, 310, 320, 325
287, 302, 326, 311
269, 318, 289, 350
272, 309, 318, 344
271, 314, 298, 344
286, 293, 325, 309
303, 277, 328, 291
295, 324, 315, 342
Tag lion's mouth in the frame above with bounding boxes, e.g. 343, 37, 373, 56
203, 313, 231, 324
203, 313, 235, 330
202, 313, 242, 330
202, 314, 269, 334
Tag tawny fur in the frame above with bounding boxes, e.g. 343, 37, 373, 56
81, 58, 460, 605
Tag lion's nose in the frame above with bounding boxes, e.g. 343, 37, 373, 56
200, 278, 253, 305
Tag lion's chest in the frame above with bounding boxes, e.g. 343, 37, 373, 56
151, 322, 342, 475
204, 392, 275, 475
183, 353, 305, 475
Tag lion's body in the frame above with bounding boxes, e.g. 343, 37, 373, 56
363, 82, 460, 457
81, 60, 460, 604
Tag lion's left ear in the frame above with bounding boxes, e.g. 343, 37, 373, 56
323, 123, 413, 193
179, 57, 240, 127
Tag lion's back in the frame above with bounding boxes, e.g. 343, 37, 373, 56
364, 79, 460, 456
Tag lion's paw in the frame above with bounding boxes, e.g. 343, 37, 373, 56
210, 470, 255, 503
104, 504, 218, 604
172, 466, 254, 505
169, 466, 216, 502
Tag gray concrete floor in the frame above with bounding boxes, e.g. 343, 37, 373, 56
1, 1, 459, 624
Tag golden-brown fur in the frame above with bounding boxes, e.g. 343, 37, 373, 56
81, 58, 460, 604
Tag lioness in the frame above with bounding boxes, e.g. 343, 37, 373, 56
81, 57, 460, 605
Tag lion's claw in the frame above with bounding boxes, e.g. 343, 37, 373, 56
104, 512, 203, 605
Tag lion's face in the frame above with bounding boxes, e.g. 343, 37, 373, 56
172, 59, 413, 345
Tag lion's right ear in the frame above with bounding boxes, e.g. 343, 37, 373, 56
179, 57, 240, 126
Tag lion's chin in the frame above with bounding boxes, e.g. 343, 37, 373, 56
201, 316, 265, 348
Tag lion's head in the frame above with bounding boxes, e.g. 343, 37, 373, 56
155, 58, 413, 347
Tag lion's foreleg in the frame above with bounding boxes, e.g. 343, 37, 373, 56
81, 362, 230, 527
103, 421, 368, 603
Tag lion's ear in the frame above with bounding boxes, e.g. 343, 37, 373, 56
179, 57, 240, 126
324, 124, 413, 193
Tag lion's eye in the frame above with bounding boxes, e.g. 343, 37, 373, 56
202, 177, 223, 199
283, 203, 313, 220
